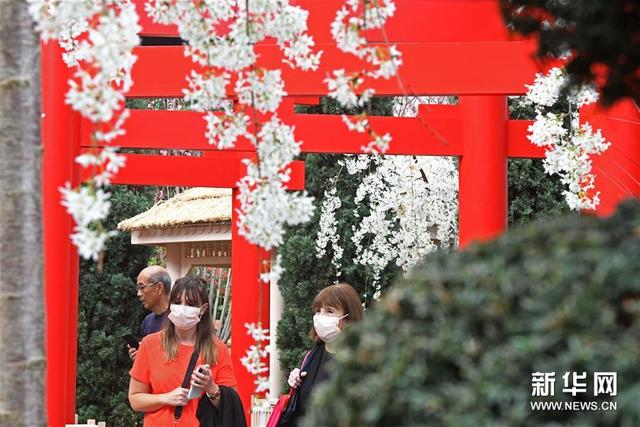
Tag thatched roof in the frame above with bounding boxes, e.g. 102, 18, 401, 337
117, 187, 232, 231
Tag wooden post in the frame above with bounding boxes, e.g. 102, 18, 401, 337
41, 41, 80, 427
459, 95, 509, 247
231, 188, 270, 422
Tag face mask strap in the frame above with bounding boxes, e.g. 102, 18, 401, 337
198, 305, 207, 319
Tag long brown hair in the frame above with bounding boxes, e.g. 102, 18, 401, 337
161, 276, 217, 365
310, 283, 364, 342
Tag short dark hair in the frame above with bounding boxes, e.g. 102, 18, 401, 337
148, 269, 171, 294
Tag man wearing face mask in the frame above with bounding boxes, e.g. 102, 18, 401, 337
276, 283, 364, 427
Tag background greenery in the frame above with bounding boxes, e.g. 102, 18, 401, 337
76, 98, 571, 423
76, 186, 154, 426
276, 96, 570, 374
276, 97, 403, 373
507, 96, 571, 225
303, 200, 640, 426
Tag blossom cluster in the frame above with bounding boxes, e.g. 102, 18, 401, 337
144, 0, 327, 394
29, 0, 140, 261
259, 254, 284, 284
146, 0, 319, 251
316, 98, 458, 295
525, 68, 610, 210
316, 186, 343, 275
351, 154, 458, 291
326, 0, 402, 153
317, 153, 458, 294
240, 323, 270, 394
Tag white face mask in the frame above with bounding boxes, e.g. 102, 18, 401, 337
168, 304, 203, 330
313, 313, 348, 343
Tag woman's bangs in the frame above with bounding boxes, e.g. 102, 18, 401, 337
184, 286, 201, 306
312, 288, 341, 311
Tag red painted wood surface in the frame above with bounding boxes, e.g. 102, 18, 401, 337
581, 99, 640, 216
135, 0, 517, 42
129, 0, 545, 97
128, 42, 541, 97
78, 153, 306, 190
82, 109, 545, 158
231, 189, 271, 418
459, 96, 509, 248
41, 41, 80, 427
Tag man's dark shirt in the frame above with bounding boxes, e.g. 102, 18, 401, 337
141, 310, 168, 337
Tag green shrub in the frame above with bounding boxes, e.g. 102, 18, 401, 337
278, 96, 571, 378
304, 201, 640, 427
76, 186, 154, 426
508, 158, 571, 225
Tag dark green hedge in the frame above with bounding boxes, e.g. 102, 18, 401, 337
508, 158, 571, 226
304, 201, 640, 426
278, 95, 570, 382
76, 186, 154, 426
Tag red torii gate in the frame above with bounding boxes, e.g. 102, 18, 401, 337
42, 1, 639, 425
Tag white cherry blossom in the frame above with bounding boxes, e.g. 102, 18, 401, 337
317, 98, 458, 292
526, 67, 610, 210
29, 0, 140, 261
327, 0, 402, 153
146, 0, 320, 258
236, 70, 286, 114
316, 186, 343, 275
241, 323, 270, 394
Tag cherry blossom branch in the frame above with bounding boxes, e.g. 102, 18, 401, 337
525, 67, 610, 211
144, 0, 326, 394
29, 0, 140, 263
326, 0, 402, 154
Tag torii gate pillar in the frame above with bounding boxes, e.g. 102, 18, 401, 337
459, 96, 509, 248
41, 41, 80, 426
231, 188, 271, 419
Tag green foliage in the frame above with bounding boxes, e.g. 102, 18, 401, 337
304, 200, 640, 426
294, 95, 395, 116
277, 97, 401, 373
76, 186, 154, 426
125, 98, 150, 110
507, 96, 572, 225
500, 0, 640, 106
508, 158, 571, 225
278, 95, 573, 377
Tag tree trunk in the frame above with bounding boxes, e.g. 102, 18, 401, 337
0, 1, 46, 426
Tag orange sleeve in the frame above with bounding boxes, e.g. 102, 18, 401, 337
129, 336, 151, 385
213, 339, 237, 388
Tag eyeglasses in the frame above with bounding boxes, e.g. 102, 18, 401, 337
136, 282, 159, 292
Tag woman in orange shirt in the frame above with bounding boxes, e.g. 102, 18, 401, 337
129, 276, 238, 426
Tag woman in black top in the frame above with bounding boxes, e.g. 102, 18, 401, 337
277, 283, 364, 427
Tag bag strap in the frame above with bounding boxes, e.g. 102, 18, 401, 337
299, 350, 312, 372
174, 348, 200, 421
287, 350, 312, 397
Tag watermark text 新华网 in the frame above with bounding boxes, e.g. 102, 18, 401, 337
530, 371, 617, 411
